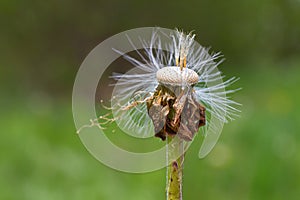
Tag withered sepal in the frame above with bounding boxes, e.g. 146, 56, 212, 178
147, 85, 206, 141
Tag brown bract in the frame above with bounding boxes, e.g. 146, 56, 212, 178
146, 84, 206, 141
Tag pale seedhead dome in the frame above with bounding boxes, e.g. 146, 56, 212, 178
156, 66, 199, 86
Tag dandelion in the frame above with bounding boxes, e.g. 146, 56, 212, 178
109, 29, 240, 200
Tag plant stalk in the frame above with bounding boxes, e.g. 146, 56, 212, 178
166, 136, 184, 200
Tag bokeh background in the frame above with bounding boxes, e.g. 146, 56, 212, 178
1, 0, 300, 199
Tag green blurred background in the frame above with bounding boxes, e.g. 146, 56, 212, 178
1, 0, 300, 199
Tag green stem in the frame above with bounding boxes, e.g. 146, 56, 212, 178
166, 136, 184, 200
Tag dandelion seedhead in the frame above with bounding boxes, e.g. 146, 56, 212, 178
111, 29, 240, 141
77, 28, 240, 200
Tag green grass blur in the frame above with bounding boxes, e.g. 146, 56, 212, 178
1, 0, 300, 199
